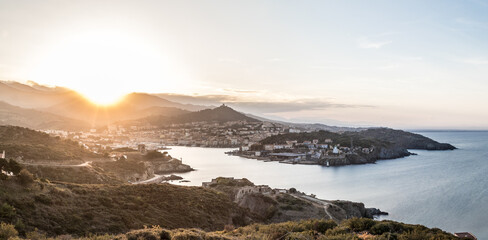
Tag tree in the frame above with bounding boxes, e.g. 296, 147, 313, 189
7, 160, 21, 175
0, 159, 7, 180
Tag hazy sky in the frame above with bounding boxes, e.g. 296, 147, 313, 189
1, 0, 488, 129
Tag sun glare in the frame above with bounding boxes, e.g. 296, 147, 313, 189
31, 31, 171, 105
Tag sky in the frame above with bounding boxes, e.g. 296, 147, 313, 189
1, 0, 488, 129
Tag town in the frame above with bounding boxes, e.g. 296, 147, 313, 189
229, 138, 375, 166
43, 120, 299, 155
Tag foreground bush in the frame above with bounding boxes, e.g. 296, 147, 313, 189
0, 222, 18, 240
0, 217, 459, 240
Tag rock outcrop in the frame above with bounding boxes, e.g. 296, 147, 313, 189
203, 177, 384, 223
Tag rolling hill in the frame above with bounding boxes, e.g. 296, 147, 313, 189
0, 101, 90, 130
0, 125, 97, 161
0, 81, 209, 127
146, 104, 260, 126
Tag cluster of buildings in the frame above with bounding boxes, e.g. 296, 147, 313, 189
43, 120, 303, 154
235, 138, 375, 165
155, 121, 287, 147
202, 177, 289, 197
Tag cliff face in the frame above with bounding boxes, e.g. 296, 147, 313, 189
204, 177, 384, 224
93, 159, 194, 183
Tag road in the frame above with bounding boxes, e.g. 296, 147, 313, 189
20, 161, 93, 168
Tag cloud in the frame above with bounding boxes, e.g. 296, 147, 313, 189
357, 37, 392, 49
155, 93, 373, 114
228, 101, 372, 114
267, 58, 286, 62
217, 58, 240, 63
221, 88, 259, 94
308, 65, 355, 70
378, 63, 400, 70
458, 58, 488, 65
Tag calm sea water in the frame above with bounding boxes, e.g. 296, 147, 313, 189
167, 131, 488, 238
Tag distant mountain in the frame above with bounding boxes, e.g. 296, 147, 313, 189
122, 93, 207, 111
0, 101, 90, 130
0, 80, 80, 108
146, 104, 260, 126
0, 81, 210, 127
43, 93, 200, 125
244, 113, 363, 133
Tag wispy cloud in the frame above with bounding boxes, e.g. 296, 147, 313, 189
378, 63, 400, 70
217, 58, 240, 63
458, 58, 488, 65
357, 37, 392, 49
229, 100, 373, 114
155, 93, 373, 114
308, 65, 355, 70
221, 88, 259, 94
267, 58, 286, 62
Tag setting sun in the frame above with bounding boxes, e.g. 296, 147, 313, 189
31, 31, 170, 105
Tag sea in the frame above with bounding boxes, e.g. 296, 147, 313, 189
166, 131, 488, 238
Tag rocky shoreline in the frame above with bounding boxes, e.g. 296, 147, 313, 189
231, 128, 456, 167
203, 177, 388, 223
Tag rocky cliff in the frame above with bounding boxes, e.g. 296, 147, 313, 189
204, 177, 386, 223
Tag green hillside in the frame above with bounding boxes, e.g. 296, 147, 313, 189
0, 126, 97, 161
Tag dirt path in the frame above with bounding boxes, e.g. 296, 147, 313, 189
132, 174, 163, 184
21, 161, 93, 168
292, 194, 339, 221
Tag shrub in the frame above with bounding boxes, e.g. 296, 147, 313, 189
313, 220, 337, 233
0, 222, 18, 240
0, 203, 15, 220
370, 221, 405, 235
26, 229, 47, 240
144, 151, 164, 160
344, 218, 375, 232
17, 169, 34, 186
159, 230, 171, 240
318, 233, 360, 240
7, 160, 22, 176
171, 230, 204, 240
126, 230, 158, 240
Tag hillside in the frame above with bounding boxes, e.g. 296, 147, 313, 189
0, 166, 458, 239
355, 128, 456, 150
43, 93, 205, 126
0, 101, 90, 130
0, 82, 209, 128
53, 218, 455, 240
0, 179, 254, 236
148, 105, 260, 126
0, 125, 97, 161
0, 81, 79, 109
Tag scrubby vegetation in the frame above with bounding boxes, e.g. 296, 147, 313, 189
0, 126, 98, 161
261, 130, 387, 148
0, 218, 458, 239
0, 165, 459, 240
24, 165, 122, 184
0, 178, 253, 237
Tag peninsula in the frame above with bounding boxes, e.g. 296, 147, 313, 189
229, 128, 456, 166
